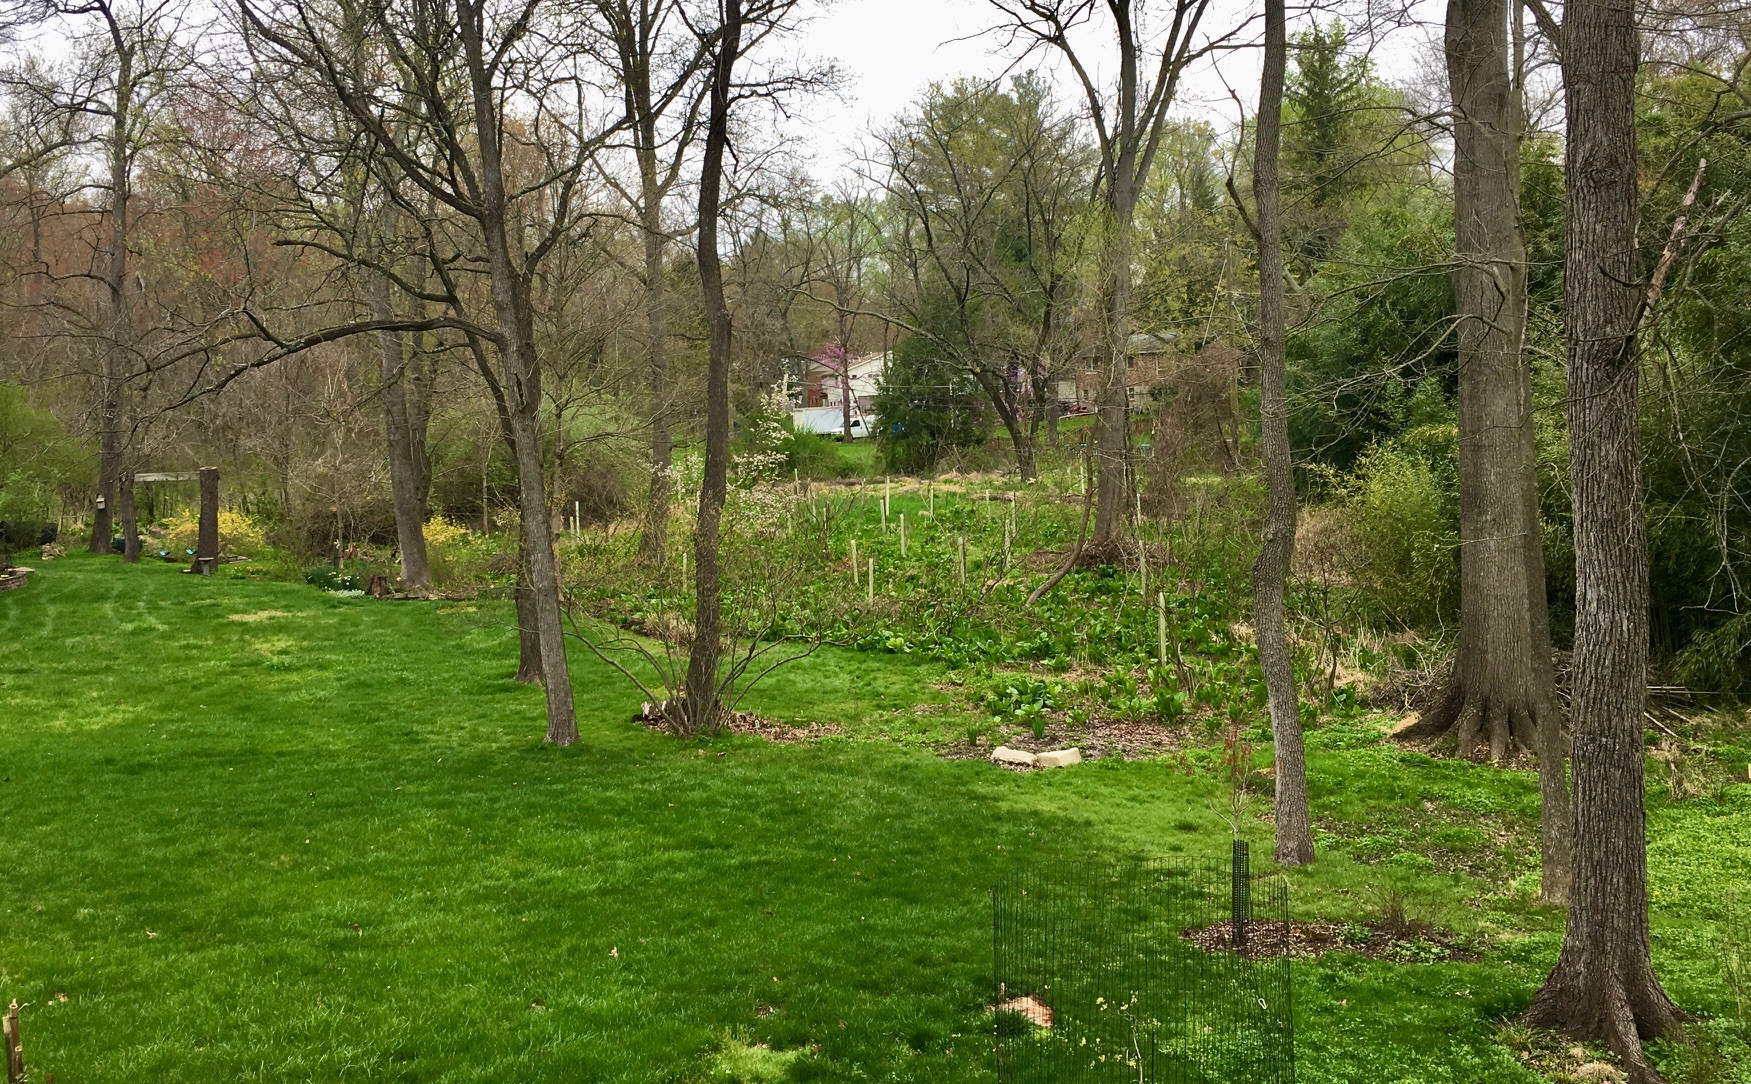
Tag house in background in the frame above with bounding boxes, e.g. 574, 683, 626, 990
1069, 332, 1181, 412
794, 350, 887, 412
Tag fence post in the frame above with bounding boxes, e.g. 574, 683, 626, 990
1231, 838, 1251, 951
4, 1000, 22, 1084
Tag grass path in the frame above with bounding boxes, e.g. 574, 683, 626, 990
1, 556, 1744, 1082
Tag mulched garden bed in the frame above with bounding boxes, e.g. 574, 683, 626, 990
632, 703, 843, 742
1181, 918, 1479, 962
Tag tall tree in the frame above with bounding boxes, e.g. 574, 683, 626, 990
1523, 0, 1684, 1073
985, 0, 1216, 554
1403, 0, 1571, 902
679, 0, 741, 735
234, 0, 619, 743
591, 0, 710, 566
1249, 0, 1311, 867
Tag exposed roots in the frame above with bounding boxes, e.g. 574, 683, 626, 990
1398, 678, 1544, 762
1523, 965, 1687, 1084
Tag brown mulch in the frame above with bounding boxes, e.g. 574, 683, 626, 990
631, 703, 843, 743
1180, 919, 1478, 962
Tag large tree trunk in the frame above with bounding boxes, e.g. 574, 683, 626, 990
637, 188, 674, 565
117, 468, 140, 563
1403, 0, 1571, 902
370, 270, 433, 591
1523, 0, 1682, 1073
89, 63, 133, 556
680, 0, 741, 737
1249, 0, 1313, 868
459, 2, 578, 745
1090, 206, 1133, 553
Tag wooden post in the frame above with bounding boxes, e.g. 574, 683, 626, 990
928, 480, 934, 517
192, 466, 219, 575
900, 513, 907, 557
850, 539, 858, 583
1158, 591, 1168, 667
1140, 544, 1148, 598
1003, 519, 1012, 571
5, 1000, 22, 1084
957, 536, 966, 586
866, 557, 875, 603
574, 501, 581, 537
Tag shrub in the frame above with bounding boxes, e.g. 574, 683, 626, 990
1316, 434, 1459, 630
161, 509, 269, 558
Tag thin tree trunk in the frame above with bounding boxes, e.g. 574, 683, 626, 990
680, 0, 741, 736
1250, 0, 1313, 868
637, 191, 673, 564
1523, 0, 1682, 1071
89, 57, 133, 556
370, 268, 432, 591
1401, 0, 1570, 902
459, 1, 578, 744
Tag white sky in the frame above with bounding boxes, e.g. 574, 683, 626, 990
784, 0, 1444, 184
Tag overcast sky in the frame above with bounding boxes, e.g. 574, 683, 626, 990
784, 0, 1442, 184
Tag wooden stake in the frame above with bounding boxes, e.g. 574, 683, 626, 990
957, 536, 967, 586
867, 557, 875, 602
1003, 519, 1012, 571
5, 1000, 22, 1084
574, 500, 581, 537
850, 539, 858, 583
900, 513, 907, 557
928, 481, 934, 516
1140, 544, 1148, 598
1158, 592, 1168, 667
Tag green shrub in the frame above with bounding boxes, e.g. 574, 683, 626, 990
1319, 435, 1460, 630
1673, 613, 1751, 700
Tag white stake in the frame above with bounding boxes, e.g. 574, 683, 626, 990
574, 500, 581, 537
851, 538, 859, 583
1140, 544, 1148, 598
1003, 519, 1012, 570
1136, 492, 1142, 528
928, 481, 935, 517
867, 557, 875, 602
1158, 591, 1168, 667
957, 536, 967, 586
900, 513, 907, 557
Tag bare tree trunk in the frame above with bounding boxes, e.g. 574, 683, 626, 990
1523, 0, 1682, 1072
1401, 0, 1571, 902
118, 468, 140, 563
1091, 208, 1133, 553
680, 0, 741, 736
89, 54, 133, 556
637, 192, 673, 564
370, 270, 432, 591
1250, 0, 1313, 868
459, 1, 578, 745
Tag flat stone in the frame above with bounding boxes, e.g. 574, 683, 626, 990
990, 746, 1037, 766
1034, 748, 1083, 768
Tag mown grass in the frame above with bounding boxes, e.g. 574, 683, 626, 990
1, 555, 1747, 1082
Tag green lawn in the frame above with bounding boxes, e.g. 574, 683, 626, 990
1, 555, 1746, 1082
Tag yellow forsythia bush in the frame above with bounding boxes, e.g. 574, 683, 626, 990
422, 514, 472, 547
161, 509, 268, 555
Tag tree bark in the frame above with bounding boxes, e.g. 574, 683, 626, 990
370, 268, 433, 591
1090, 205, 1133, 554
637, 188, 674, 564
458, 0, 578, 744
680, 0, 741, 736
1523, 0, 1683, 1071
89, 40, 134, 556
118, 468, 140, 563
1250, 0, 1313, 868
1401, 0, 1571, 902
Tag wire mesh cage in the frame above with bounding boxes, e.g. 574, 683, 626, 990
993, 846, 1294, 1083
